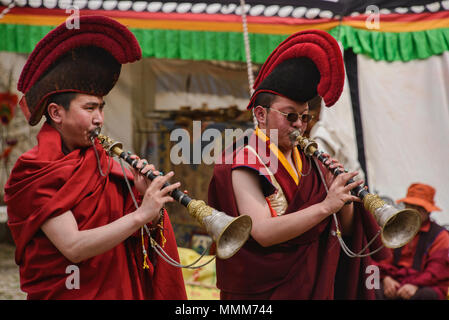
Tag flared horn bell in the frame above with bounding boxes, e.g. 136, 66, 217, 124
204, 211, 252, 259
363, 194, 421, 248
187, 200, 252, 259
368, 201, 422, 248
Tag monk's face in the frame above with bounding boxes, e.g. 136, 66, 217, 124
58, 94, 104, 152
264, 96, 309, 152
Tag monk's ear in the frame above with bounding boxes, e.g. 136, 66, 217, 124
253, 105, 267, 125
47, 103, 64, 124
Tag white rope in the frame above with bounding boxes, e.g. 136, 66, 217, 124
116, 156, 215, 269
0, 0, 16, 20
239, 0, 254, 95
239, 0, 258, 129
151, 239, 216, 269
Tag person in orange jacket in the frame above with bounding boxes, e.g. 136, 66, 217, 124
374, 183, 449, 300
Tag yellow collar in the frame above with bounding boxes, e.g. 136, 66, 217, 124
255, 127, 303, 185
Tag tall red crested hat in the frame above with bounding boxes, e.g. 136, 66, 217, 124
17, 15, 142, 126
247, 29, 345, 109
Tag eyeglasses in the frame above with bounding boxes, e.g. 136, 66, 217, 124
268, 108, 314, 123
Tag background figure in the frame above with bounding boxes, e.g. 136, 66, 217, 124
374, 183, 449, 300
305, 95, 365, 183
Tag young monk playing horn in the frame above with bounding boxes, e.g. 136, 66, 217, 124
4, 16, 186, 300
208, 30, 391, 300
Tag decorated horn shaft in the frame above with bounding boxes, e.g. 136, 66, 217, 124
290, 130, 421, 249
93, 129, 192, 207
89, 127, 252, 259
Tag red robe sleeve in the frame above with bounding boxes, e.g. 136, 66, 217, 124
4, 123, 186, 300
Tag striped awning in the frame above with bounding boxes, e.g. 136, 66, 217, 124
1, 0, 449, 62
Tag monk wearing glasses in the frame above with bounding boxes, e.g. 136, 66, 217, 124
208, 30, 390, 300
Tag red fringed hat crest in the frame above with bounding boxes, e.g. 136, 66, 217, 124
248, 29, 345, 109
18, 15, 142, 126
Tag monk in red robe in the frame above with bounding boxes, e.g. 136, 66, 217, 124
208, 30, 390, 299
374, 183, 449, 300
4, 16, 186, 300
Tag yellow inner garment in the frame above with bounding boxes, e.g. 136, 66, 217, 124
255, 127, 302, 185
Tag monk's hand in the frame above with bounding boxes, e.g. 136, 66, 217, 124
397, 283, 418, 300
129, 155, 160, 195
136, 171, 180, 225
322, 154, 345, 187
322, 171, 362, 214
383, 276, 400, 299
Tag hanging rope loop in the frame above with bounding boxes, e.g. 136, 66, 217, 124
239, 0, 259, 129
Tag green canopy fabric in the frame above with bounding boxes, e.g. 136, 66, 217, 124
1, 23, 448, 63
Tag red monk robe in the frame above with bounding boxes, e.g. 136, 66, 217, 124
208, 128, 390, 299
4, 123, 186, 300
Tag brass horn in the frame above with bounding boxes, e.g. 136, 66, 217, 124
90, 128, 252, 259
290, 131, 421, 249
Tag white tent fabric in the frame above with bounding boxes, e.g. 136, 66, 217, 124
311, 63, 366, 183
358, 52, 449, 227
